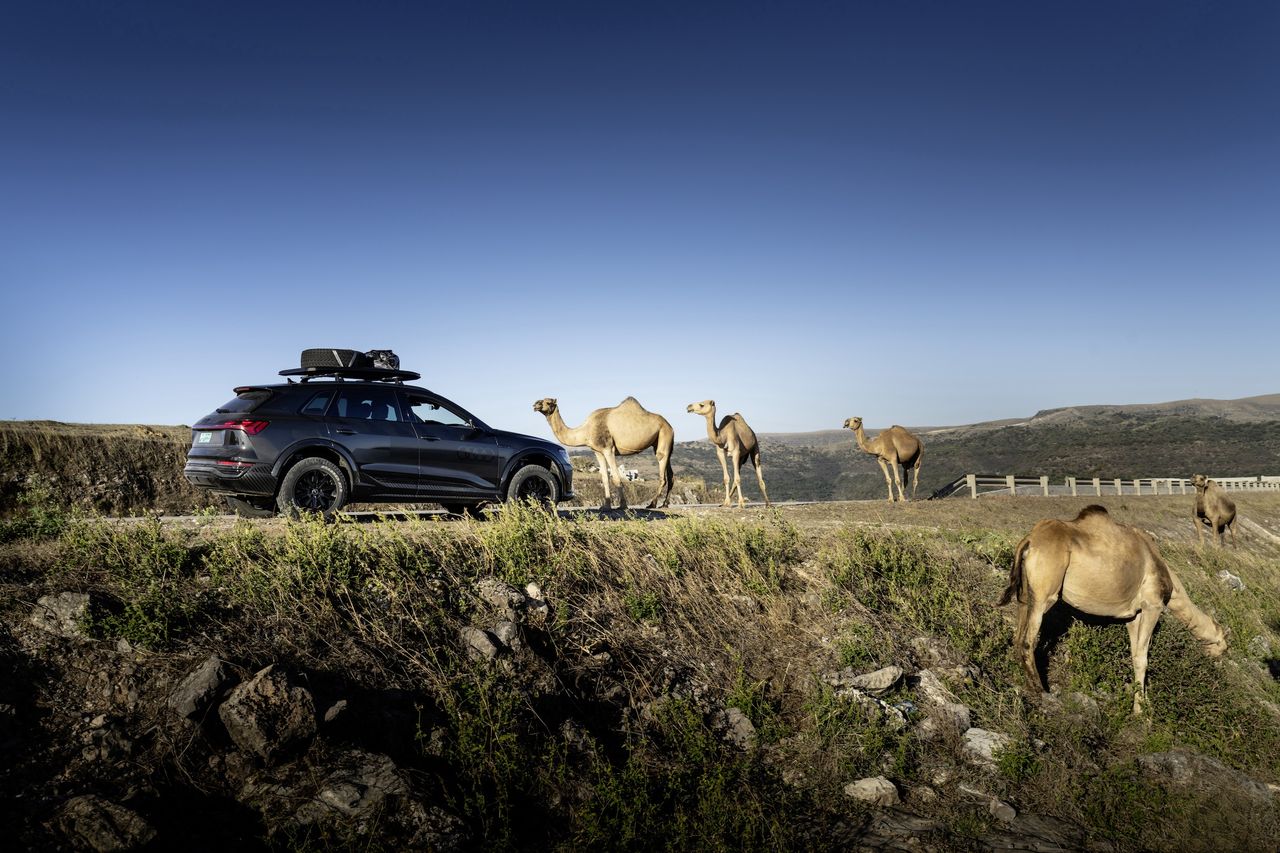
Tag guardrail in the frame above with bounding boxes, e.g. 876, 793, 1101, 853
932, 474, 1280, 499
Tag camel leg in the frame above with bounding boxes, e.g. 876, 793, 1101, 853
752, 450, 771, 507
602, 447, 628, 510
593, 451, 612, 511
737, 445, 747, 504
911, 463, 921, 501
1017, 593, 1057, 695
648, 447, 672, 509
876, 458, 895, 502
714, 446, 731, 507
1126, 605, 1162, 714
891, 460, 906, 503
1196, 514, 1205, 546
1229, 520, 1236, 547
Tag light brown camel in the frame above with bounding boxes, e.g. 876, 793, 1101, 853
533, 397, 674, 510
1192, 474, 1237, 547
998, 505, 1227, 714
686, 400, 770, 508
843, 417, 924, 502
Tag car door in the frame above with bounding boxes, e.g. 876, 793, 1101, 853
404, 393, 502, 497
327, 386, 419, 495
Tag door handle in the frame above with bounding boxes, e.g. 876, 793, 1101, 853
335, 428, 357, 435
419, 435, 441, 441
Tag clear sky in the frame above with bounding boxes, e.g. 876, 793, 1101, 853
2, 1, 1277, 436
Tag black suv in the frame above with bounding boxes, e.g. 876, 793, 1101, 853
184, 367, 573, 517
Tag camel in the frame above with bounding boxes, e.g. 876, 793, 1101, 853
532, 397, 674, 510
998, 505, 1227, 713
843, 417, 924, 502
686, 400, 770, 508
1192, 474, 1237, 547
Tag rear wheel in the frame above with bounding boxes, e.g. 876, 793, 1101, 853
277, 457, 349, 519
506, 465, 558, 508
224, 495, 276, 518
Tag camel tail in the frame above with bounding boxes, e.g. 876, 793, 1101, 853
998, 535, 1032, 606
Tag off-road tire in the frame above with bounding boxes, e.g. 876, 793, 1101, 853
224, 495, 277, 518
505, 465, 558, 508
300, 348, 369, 369
277, 457, 349, 519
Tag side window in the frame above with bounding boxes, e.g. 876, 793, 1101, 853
408, 397, 470, 427
300, 392, 332, 416
334, 388, 402, 422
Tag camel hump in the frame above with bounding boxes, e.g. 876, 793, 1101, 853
617, 396, 644, 409
1075, 505, 1109, 521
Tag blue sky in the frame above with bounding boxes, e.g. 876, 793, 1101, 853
2, 1, 1277, 435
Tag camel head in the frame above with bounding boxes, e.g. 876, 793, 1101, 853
1191, 473, 1208, 492
686, 400, 715, 416
843, 416, 863, 431
532, 398, 558, 416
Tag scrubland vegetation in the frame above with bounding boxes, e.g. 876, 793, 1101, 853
3, 489, 1279, 849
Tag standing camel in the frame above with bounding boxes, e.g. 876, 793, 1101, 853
998, 505, 1227, 714
1192, 474, 1237, 547
533, 397, 674, 510
686, 400, 770, 508
843, 417, 924, 502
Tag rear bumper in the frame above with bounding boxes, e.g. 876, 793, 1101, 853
184, 461, 277, 497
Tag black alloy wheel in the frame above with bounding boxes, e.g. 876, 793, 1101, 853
294, 469, 338, 511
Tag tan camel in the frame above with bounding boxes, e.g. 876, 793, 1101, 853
998, 505, 1227, 713
532, 397, 674, 510
843, 417, 924, 502
686, 400, 770, 508
1192, 474, 1237, 547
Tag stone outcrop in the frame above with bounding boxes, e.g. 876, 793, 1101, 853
217, 665, 316, 762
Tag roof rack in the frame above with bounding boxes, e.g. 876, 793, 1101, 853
278, 366, 421, 383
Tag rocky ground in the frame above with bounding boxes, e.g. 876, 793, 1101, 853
3, 496, 1280, 850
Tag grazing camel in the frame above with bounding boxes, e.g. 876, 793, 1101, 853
533, 397, 674, 510
686, 400, 770, 508
1192, 474, 1237, 547
998, 505, 1227, 714
843, 417, 924, 502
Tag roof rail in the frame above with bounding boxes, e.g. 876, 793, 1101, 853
278, 366, 421, 383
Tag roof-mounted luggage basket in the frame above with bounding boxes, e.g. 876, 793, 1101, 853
278, 366, 421, 383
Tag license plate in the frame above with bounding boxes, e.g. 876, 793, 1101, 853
197, 432, 213, 444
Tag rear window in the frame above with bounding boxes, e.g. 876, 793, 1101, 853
300, 392, 333, 416
217, 390, 271, 414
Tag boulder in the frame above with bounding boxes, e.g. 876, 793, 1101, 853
57, 795, 156, 852
460, 627, 502, 661
1217, 570, 1246, 591
844, 775, 900, 807
962, 727, 1010, 766
168, 655, 228, 720
721, 707, 756, 749
296, 750, 409, 822
911, 669, 959, 706
989, 798, 1017, 822
217, 665, 317, 762
825, 665, 903, 698
475, 577, 526, 610
1138, 750, 1275, 805
30, 593, 91, 639
918, 702, 971, 739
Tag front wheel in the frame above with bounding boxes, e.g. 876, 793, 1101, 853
277, 458, 349, 519
506, 465, 559, 508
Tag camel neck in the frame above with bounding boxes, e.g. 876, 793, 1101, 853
546, 409, 583, 447
703, 410, 724, 445
853, 425, 873, 452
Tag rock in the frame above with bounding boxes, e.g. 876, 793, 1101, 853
1138, 750, 1275, 805
854, 810, 942, 848
30, 592, 91, 639
977, 813, 1098, 852
825, 665, 903, 698
1247, 635, 1272, 657
323, 699, 348, 724
475, 577, 526, 610
917, 702, 971, 739
57, 795, 156, 852
492, 620, 520, 649
168, 655, 227, 720
217, 665, 317, 762
722, 707, 756, 749
1217, 570, 1246, 591
911, 669, 959, 706
296, 750, 409, 822
844, 776, 900, 807
524, 582, 542, 600
963, 727, 1011, 765
460, 627, 502, 661
989, 798, 1017, 822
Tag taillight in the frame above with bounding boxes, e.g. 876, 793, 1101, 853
217, 419, 269, 435
216, 459, 256, 468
